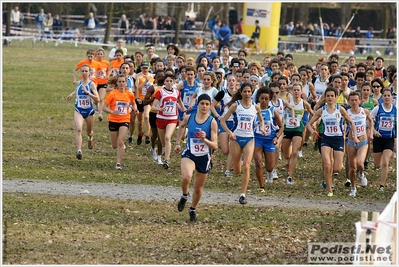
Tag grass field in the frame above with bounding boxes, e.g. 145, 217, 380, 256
2, 40, 397, 264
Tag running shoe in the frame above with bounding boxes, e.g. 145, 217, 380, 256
303, 142, 308, 148
333, 172, 339, 176
313, 141, 318, 151
189, 209, 197, 222
271, 169, 278, 180
364, 160, 369, 170
224, 170, 232, 177
286, 177, 293, 185
177, 196, 187, 212
358, 172, 368, 187
150, 147, 157, 161
322, 180, 335, 188
298, 150, 303, 158
349, 187, 357, 197
128, 136, 133, 144
88, 133, 94, 149
379, 186, 385, 193
344, 179, 351, 187
266, 172, 273, 184
115, 163, 122, 170
259, 188, 266, 193
76, 150, 82, 160
327, 192, 333, 197
145, 136, 150, 144
137, 134, 143, 145
239, 195, 247, 205
163, 159, 170, 169
98, 114, 103, 122
157, 156, 163, 165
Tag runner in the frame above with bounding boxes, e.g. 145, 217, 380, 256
151, 73, 185, 169
175, 94, 218, 222
253, 87, 284, 190
370, 88, 397, 192
94, 48, 110, 122
66, 64, 99, 160
220, 82, 266, 205
346, 91, 374, 196
306, 87, 359, 197
103, 74, 138, 170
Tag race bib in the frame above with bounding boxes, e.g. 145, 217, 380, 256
354, 121, 366, 136
256, 121, 271, 136
183, 92, 194, 106
379, 117, 394, 131
163, 101, 176, 115
116, 101, 128, 115
190, 138, 209, 156
286, 114, 301, 129
77, 95, 91, 108
324, 119, 339, 134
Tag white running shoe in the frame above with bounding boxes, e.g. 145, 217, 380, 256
157, 155, 163, 165
150, 147, 157, 161
224, 170, 232, 177
349, 187, 357, 197
358, 172, 368, 187
267, 172, 273, 184
271, 169, 278, 180
298, 150, 303, 158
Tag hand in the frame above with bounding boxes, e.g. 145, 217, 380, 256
174, 144, 181, 153
137, 99, 142, 104
72, 80, 78, 85
187, 106, 192, 112
368, 134, 374, 142
261, 129, 267, 136
66, 94, 73, 100
112, 109, 120, 115
273, 137, 278, 145
354, 137, 360, 147
374, 130, 381, 138
229, 133, 236, 141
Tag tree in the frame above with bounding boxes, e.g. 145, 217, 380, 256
103, 2, 114, 49
174, 3, 184, 44
3, 2, 12, 45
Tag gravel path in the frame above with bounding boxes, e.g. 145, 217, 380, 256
3, 179, 388, 212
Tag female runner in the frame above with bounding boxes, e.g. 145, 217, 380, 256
220, 83, 266, 205
103, 74, 138, 170
67, 65, 99, 159
94, 47, 109, 122
174, 94, 218, 222
306, 87, 359, 196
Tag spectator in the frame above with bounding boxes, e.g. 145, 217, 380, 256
313, 24, 322, 51
236, 18, 243, 34
109, 39, 128, 60
252, 20, 260, 55
53, 14, 62, 37
164, 17, 173, 44
328, 22, 336, 36
217, 22, 231, 56
294, 21, 305, 35
2, 7, 7, 24
287, 21, 295, 35
366, 27, 374, 54
43, 12, 54, 39
35, 9, 46, 39
84, 12, 99, 42
11, 6, 21, 28
322, 23, 329, 37
117, 14, 130, 42
182, 16, 195, 47
335, 25, 342, 38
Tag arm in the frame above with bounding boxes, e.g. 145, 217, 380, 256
283, 100, 296, 124
177, 97, 186, 112
89, 82, 100, 104
66, 89, 76, 100
175, 81, 184, 91
73, 66, 79, 85
313, 94, 325, 110
174, 115, 190, 153
273, 109, 284, 144
220, 103, 238, 140
255, 104, 266, 136
143, 86, 155, 106
340, 106, 359, 144
304, 101, 315, 117
364, 109, 374, 141
308, 83, 317, 102
202, 118, 218, 151
210, 99, 221, 118
306, 108, 322, 135
187, 92, 198, 112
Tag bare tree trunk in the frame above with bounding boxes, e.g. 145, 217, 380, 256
174, 3, 184, 44
297, 4, 309, 25
103, 2, 114, 50
383, 5, 390, 38
86, 3, 91, 18
281, 5, 287, 25
4, 2, 12, 45
340, 3, 351, 28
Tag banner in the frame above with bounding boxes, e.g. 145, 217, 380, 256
324, 37, 356, 53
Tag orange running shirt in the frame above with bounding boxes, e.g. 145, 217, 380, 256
76, 59, 101, 85
136, 73, 154, 100
110, 59, 124, 76
95, 59, 110, 85
105, 89, 136, 123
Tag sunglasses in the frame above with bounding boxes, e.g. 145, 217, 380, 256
372, 85, 381, 88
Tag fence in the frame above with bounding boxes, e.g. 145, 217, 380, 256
353, 191, 397, 265
2, 23, 396, 56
